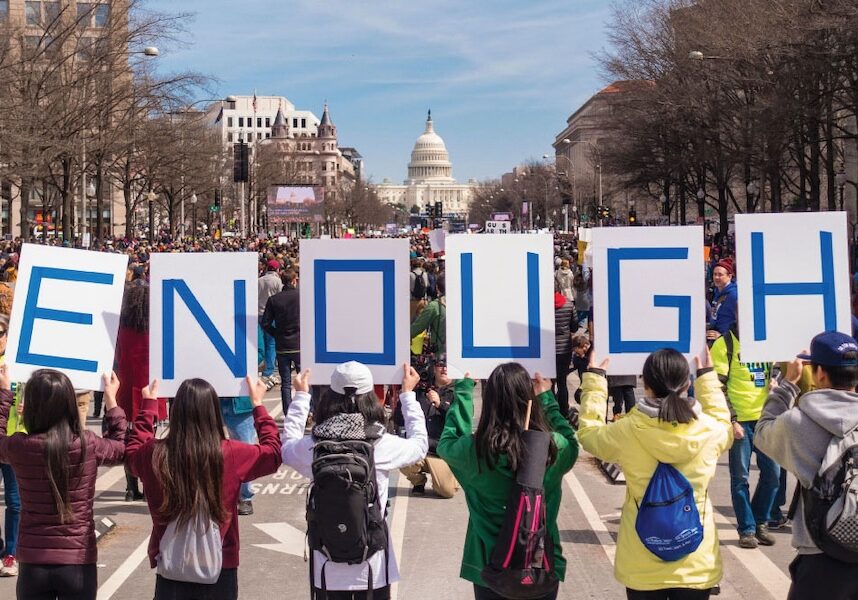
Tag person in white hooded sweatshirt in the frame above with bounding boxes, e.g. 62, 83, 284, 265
281, 362, 427, 599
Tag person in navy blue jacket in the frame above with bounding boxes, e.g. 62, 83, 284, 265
707, 258, 738, 343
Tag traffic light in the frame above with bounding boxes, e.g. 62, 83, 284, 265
233, 142, 248, 182
628, 209, 637, 225
427, 205, 435, 218
435, 201, 443, 218
214, 189, 222, 207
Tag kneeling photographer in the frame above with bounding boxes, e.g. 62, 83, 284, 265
397, 355, 459, 498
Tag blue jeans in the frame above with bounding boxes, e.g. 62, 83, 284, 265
258, 321, 276, 377
220, 399, 258, 502
729, 420, 781, 535
1, 462, 20, 557
277, 353, 300, 416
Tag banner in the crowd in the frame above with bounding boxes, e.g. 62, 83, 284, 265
150, 253, 258, 396
592, 227, 705, 374
7, 244, 128, 390
735, 212, 851, 362
267, 185, 325, 224
300, 239, 409, 385
445, 234, 555, 379
428, 228, 446, 253
485, 221, 511, 234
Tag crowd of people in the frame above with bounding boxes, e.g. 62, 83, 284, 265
0, 231, 855, 600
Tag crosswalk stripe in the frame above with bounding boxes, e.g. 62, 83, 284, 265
96, 535, 150, 600
564, 470, 617, 564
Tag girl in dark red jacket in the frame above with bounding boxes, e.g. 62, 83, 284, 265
126, 376, 280, 600
0, 367, 126, 599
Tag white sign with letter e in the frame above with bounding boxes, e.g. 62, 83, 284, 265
150, 253, 258, 396
445, 234, 555, 379
592, 226, 705, 375
735, 212, 851, 362
300, 239, 409, 385
7, 244, 128, 390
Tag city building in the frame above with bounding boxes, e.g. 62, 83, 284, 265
339, 147, 364, 181
376, 112, 477, 217
204, 95, 320, 147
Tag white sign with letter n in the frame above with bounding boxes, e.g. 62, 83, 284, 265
592, 226, 705, 375
150, 253, 258, 397
445, 234, 555, 379
7, 244, 128, 390
735, 212, 851, 363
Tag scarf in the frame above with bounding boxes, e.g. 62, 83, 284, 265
312, 412, 384, 442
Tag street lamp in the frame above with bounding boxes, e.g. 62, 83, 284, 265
190, 193, 198, 241
146, 190, 156, 243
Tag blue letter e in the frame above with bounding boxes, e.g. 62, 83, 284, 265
607, 248, 691, 354
18, 266, 114, 372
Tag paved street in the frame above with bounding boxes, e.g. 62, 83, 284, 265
1, 379, 797, 600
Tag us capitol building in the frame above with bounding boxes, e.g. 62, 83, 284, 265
376, 112, 476, 217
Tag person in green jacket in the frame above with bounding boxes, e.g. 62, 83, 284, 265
437, 362, 579, 600
578, 348, 732, 598
410, 274, 446, 355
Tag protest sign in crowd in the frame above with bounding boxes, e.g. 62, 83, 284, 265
0, 214, 857, 600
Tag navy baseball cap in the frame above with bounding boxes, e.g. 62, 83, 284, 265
797, 331, 858, 367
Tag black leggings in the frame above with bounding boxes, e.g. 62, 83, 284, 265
473, 584, 558, 600
610, 385, 636, 416
312, 585, 390, 599
17, 563, 98, 600
626, 588, 711, 600
155, 569, 238, 600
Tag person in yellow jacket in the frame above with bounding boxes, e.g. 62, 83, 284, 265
578, 347, 732, 598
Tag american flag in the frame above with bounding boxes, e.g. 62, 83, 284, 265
252, 92, 257, 114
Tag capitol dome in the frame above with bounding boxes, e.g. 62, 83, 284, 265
407, 111, 455, 183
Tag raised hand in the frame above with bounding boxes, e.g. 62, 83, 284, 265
142, 379, 160, 400
695, 345, 714, 371
588, 352, 610, 371
533, 372, 552, 395
246, 375, 268, 407
293, 369, 311, 394
402, 363, 420, 393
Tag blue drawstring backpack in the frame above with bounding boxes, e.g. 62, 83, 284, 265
635, 462, 704, 561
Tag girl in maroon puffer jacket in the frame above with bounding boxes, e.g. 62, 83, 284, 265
0, 367, 126, 600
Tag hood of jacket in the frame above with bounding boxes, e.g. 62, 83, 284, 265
798, 388, 858, 437
625, 407, 719, 465
713, 281, 737, 301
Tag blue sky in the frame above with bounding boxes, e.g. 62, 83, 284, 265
144, 0, 614, 183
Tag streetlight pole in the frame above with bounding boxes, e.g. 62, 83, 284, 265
191, 193, 198, 241
147, 190, 156, 244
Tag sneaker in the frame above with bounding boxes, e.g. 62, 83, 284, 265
410, 484, 426, 496
767, 516, 790, 530
0, 555, 18, 577
755, 524, 776, 546
738, 533, 758, 549
237, 500, 254, 516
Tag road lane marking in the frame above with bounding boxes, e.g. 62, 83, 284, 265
563, 471, 617, 564
96, 535, 150, 600
388, 475, 410, 600
711, 509, 791, 599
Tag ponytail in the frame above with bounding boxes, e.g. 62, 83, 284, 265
658, 388, 697, 424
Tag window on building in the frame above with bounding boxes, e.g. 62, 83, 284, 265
293, 118, 298, 128
25, 1, 40, 25
77, 3, 92, 24
238, 117, 244, 127
0, 0, 8, 22
247, 133, 253, 142
301, 118, 306, 128
43, 1, 60, 23
227, 132, 233, 142
227, 116, 233, 127
322, 163, 326, 171
257, 117, 262, 128
266, 133, 270, 139
93, 3, 108, 27
265, 117, 270, 127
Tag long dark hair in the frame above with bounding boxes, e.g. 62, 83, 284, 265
314, 387, 386, 426
152, 379, 227, 525
120, 284, 149, 332
475, 363, 558, 471
23, 369, 86, 523
642, 349, 697, 424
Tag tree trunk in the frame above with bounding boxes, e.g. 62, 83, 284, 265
19, 179, 30, 240
61, 157, 73, 243
95, 165, 105, 242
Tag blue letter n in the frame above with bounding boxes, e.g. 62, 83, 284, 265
607, 248, 691, 354
461, 251, 541, 359
162, 279, 247, 379
18, 267, 114, 372
751, 231, 836, 341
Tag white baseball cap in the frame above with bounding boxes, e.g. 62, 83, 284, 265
330, 361, 374, 395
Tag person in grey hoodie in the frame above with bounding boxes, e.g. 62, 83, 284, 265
755, 331, 858, 600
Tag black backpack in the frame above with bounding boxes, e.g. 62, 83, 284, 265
482, 431, 560, 600
307, 418, 389, 596
791, 423, 858, 563
411, 270, 427, 300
